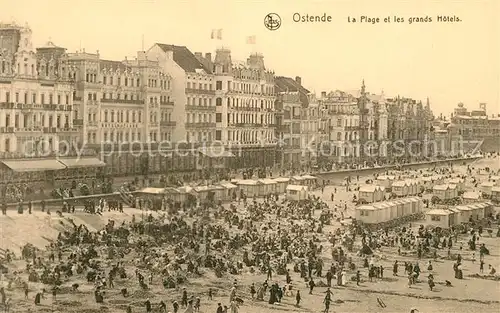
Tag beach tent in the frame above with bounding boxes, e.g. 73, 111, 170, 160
219, 181, 238, 201
258, 178, 278, 196
480, 182, 495, 196
237, 179, 260, 197
286, 184, 309, 201
462, 191, 481, 204
392, 181, 409, 197
273, 177, 290, 194
358, 185, 385, 203
426, 209, 454, 228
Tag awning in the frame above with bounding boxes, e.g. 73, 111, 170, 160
2, 159, 66, 172
58, 158, 106, 168
198, 147, 235, 158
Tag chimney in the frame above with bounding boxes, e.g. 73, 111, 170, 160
205, 53, 212, 62
137, 51, 146, 61
194, 52, 203, 61
295, 76, 301, 85
321, 91, 326, 98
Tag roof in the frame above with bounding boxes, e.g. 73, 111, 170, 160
259, 178, 277, 185
462, 191, 480, 199
2, 159, 66, 172
492, 186, 500, 192
138, 187, 165, 195
273, 177, 290, 182
292, 176, 305, 181
100, 59, 129, 72
357, 205, 376, 211
177, 186, 194, 193
377, 175, 395, 180
392, 181, 409, 187
156, 43, 212, 73
238, 179, 259, 185
275, 76, 310, 107
194, 185, 224, 192
301, 175, 317, 180
426, 209, 452, 215
219, 182, 237, 189
448, 178, 464, 183
359, 185, 384, 192
433, 184, 449, 190
286, 184, 308, 191
58, 157, 105, 168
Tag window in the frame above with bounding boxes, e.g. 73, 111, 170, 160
5, 114, 10, 127
5, 139, 10, 152
215, 130, 222, 140
103, 76, 107, 84
216, 113, 222, 123
216, 98, 222, 106
49, 94, 53, 104
216, 81, 222, 90
24, 93, 28, 104
32, 93, 36, 103
66, 95, 69, 104
431, 215, 441, 221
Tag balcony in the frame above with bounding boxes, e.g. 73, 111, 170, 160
0, 127, 15, 133
161, 101, 174, 106
185, 122, 216, 128
345, 126, 361, 131
160, 121, 177, 127
58, 127, 79, 133
101, 98, 144, 105
185, 105, 216, 111
88, 121, 98, 127
43, 127, 57, 133
73, 96, 82, 101
43, 104, 57, 110
15, 127, 42, 133
73, 119, 84, 126
185, 88, 215, 95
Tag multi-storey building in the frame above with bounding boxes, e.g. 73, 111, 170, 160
149, 44, 277, 169
276, 76, 321, 168
319, 90, 360, 162
449, 102, 500, 152
0, 22, 77, 155
66, 49, 175, 175
386, 96, 433, 158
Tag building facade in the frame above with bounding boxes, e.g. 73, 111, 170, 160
276, 76, 321, 168
148, 44, 277, 169
450, 102, 500, 152
0, 22, 77, 156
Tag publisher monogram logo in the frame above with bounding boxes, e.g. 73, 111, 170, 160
264, 13, 281, 31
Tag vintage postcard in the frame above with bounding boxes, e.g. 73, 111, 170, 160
0, 0, 498, 312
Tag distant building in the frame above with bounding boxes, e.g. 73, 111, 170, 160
449, 102, 500, 152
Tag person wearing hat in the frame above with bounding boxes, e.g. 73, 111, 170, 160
181, 288, 188, 307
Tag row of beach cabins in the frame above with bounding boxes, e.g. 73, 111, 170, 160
354, 197, 424, 225
425, 202, 495, 229
359, 173, 500, 204
135, 175, 318, 203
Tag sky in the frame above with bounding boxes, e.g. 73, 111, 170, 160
1, 0, 499, 116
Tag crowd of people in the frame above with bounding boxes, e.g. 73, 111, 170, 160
0, 154, 498, 313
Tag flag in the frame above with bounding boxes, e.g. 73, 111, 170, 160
246, 35, 256, 44
211, 29, 222, 40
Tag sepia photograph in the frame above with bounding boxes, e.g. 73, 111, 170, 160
0, 0, 499, 312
